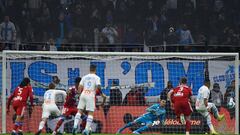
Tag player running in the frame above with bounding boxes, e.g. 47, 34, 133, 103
52, 77, 87, 135
7, 77, 34, 135
117, 99, 166, 134
195, 79, 225, 135
35, 83, 67, 135
168, 77, 193, 135
72, 65, 106, 135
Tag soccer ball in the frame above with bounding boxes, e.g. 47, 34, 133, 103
227, 97, 235, 109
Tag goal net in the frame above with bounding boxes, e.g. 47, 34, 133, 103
1, 51, 239, 134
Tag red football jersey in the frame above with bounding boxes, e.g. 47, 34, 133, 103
64, 86, 77, 107
172, 85, 192, 103
7, 86, 34, 107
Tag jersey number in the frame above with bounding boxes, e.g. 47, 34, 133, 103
45, 93, 51, 99
87, 81, 91, 88
18, 88, 23, 95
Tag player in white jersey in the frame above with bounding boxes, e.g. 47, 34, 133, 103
72, 65, 105, 135
195, 79, 225, 135
35, 83, 66, 135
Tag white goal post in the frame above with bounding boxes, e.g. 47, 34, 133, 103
1, 50, 239, 134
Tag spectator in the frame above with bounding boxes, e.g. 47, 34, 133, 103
145, 14, 163, 47
123, 86, 147, 106
135, 87, 146, 105
47, 38, 57, 51
110, 80, 122, 105
209, 83, 223, 111
224, 80, 235, 119
176, 24, 194, 51
53, 12, 70, 49
123, 89, 138, 105
160, 81, 173, 101
165, 27, 179, 51
105, 9, 114, 24
123, 26, 138, 52
101, 23, 118, 44
0, 15, 16, 49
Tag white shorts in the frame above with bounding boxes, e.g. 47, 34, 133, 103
196, 102, 215, 117
77, 94, 95, 112
42, 103, 61, 118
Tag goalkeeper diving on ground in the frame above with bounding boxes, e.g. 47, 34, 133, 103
116, 99, 166, 134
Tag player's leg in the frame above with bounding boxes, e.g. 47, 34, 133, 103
173, 103, 183, 124
185, 116, 191, 135
35, 105, 51, 135
197, 109, 218, 134
53, 107, 77, 135
83, 111, 94, 135
36, 117, 48, 135
52, 115, 65, 135
133, 121, 152, 134
80, 114, 88, 132
17, 114, 25, 135
207, 103, 225, 121
50, 106, 63, 135
12, 106, 25, 135
82, 96, 96, 135
183, 102, 193, 135
73, 97, 86, 134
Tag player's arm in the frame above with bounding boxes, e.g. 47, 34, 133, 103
78, 85, 83, 94
189, 88, 195, 103
55, 90, 67, 104
28, 86, 34, 107
203, 89, 209, 108
78, 78, 84, 94
58, 90, 67, 99
100, 92, 107, 106
7, 91, 15, 113
167, 89, 174, 109
204, 98, 208, 107
96, 77, 106, 106
146, 104, 158, 114
159, 112, 166, 125
96, 84, 106, 106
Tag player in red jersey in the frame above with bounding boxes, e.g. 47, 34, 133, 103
7, 77, 34, 135
168, 77, 193, 135
52, 77, 82, 135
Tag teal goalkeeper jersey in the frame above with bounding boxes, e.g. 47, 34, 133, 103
142, 103, 166, 122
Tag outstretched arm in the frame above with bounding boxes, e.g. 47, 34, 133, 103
167, 89, 174, 110
96, 85, 106, 106
7, 93, 15, 113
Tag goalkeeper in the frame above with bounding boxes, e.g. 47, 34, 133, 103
117, 99, 166, 134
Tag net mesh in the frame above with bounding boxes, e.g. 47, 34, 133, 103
0, 52, 238, 134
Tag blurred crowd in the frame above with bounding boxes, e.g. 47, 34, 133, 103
0, 0, 240, 52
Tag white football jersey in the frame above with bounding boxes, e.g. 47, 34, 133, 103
195, 85, 210, 110
43, 89, 66, 105
80, 73, 101, 97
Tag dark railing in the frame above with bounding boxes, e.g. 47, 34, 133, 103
0, 41, 239, 52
